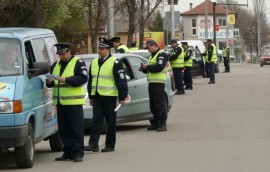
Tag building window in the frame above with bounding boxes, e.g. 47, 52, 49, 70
191, 19, 196, 35
217, 18, 226, 27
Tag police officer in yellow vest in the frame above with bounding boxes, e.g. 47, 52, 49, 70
84, 38, 128, 153
182, 42, 193, 90
141, 39, 168, 132
206, 39, 217, 84
202, 41, 209, 77
169, 39, 185, 95
129, 41, 139, 51
46, 43, 88, 162
223, 44, 230, 73
109, 36, 130, 53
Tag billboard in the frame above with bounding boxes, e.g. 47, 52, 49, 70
133, 32, 165, 49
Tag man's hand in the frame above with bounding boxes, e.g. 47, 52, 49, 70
46, 79, 51, 85
141, 63, 147, 70
120, 100, 125, 106
90, 99, 94, 106
57, 77, 66, 83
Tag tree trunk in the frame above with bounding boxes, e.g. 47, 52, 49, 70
34, 0, 44, 27
126, 0, 136, 48
139, 0, 145, 49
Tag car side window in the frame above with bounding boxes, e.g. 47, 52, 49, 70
121, 58, 134, 80
127, 56, 147, 79
194, 47, 202, 61
31, 38, 50, 64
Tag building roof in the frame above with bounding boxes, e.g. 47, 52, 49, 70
181, 0, 236, 16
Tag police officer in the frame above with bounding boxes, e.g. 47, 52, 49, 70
141, 39, 168, 132
84, 38, 128, 152
182, 42, 193, 90
168, 39, 185, 95
206, 39, 217, 84
202, 41, 209, 77
46, 43, 88, 162
223, 44, 230, 73
109, 36, 130, 53
129, 41, 139, 50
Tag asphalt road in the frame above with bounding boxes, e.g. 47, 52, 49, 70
1, 63, 270, 172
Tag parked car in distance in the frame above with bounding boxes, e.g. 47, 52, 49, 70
78, 53, 174, 132
260, 50, 270, 67
129, 49, 151, 59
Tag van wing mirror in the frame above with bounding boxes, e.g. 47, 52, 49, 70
28, 62, 50, 76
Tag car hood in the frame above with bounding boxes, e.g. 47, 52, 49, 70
0, 77, 16, 101
261, 56, 270, 59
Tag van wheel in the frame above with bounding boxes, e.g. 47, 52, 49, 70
15, 123, 34, 168
260, 64, 263, 67
49, 131, 63, 152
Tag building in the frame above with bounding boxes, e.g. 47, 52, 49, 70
180, 0, 237, 50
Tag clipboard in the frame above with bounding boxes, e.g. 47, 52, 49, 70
45, 74, 58, 81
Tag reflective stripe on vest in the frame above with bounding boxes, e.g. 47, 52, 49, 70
211, 44, 217, 62
170, 45, 184, 68
91, 56, 118, 96
52, 56, 85, 105
129, 47, 139, 51
184, 48, 193, 67
147, 50, 168, 83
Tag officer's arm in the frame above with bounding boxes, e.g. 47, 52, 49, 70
46, 62, 56, 88
227, 48, 230, 57
184, 50, 192, 61
65, 59, 88, 87
113, 59, 128, 101
169, 47, 181, 61
116, 48, 125, 53
147, 52, 168, 73
208, 45, 213, 61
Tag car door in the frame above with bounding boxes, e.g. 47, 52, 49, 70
117, 55, 149, 120
192, 46, 205, 77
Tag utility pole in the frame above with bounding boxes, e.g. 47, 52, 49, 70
213, 2, 216, 45
170, 0, 175, 40
107, 0, 114, 38
205, 0, 208, 39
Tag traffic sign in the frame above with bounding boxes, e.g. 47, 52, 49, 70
215, 25, 220, 31
228, 39, 233, 45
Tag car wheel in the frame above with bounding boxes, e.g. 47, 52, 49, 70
260, 63, 263, 67
15, 123, 34, 168
49, 131, 63, 152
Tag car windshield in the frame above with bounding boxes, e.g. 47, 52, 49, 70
129, 51, 151, 59
262, 51, 270, 56
0, 38, 22, 76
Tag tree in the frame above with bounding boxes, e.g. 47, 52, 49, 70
148, 11, 163, 31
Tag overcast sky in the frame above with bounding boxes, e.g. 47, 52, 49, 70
163, 0, 270, 19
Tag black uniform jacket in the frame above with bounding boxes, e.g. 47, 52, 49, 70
169, 45, 182, 62
87, 53, 128, 102
142, 48, 168, 74
115, 44, 125, 53
207, 44, 214, 61
47, 55, 88, 88
184, 48, 192, 62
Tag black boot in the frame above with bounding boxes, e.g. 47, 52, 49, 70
147, 120, 158, 131
157, 119, 167, 132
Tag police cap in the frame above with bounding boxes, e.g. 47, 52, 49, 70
109, 36, 121, 43
207, 39, 212, 42
98, 37, 112, 48
181, 41, 188, 46
170, 39, 178, 44
54, 43, 71, 54
145, 39, 157, 49
130, 41, 137, 46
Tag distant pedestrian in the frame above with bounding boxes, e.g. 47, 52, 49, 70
168, 39, 185, 95
46, 43, 88, 162
206, 39, 217, 84
182, 42, 193, 90
109, 37, 130, 53
223, 44, 230, 72
141, 39, 169, 132
84, 37, 128, 152
129, 41, 139, 51
202, 41, 209, 77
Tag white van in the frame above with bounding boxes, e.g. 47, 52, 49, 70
177, 40, 205, 54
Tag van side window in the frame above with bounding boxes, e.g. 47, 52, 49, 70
31, 38, 50, 63
25, 41, 35, 69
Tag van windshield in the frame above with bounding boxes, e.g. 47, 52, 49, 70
0, 38, 22, 76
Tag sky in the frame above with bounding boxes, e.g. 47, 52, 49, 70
163, 0, 270, 20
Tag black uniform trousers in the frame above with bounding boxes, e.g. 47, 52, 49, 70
184, 66, 193, 88
149, 83, 167, 122
57, 104, 84, 158
209, 62, 215, 83
89, 94, 117, 149
172, 67, 184, 91
224, 57, 230, 72
205, 62, 210, 77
